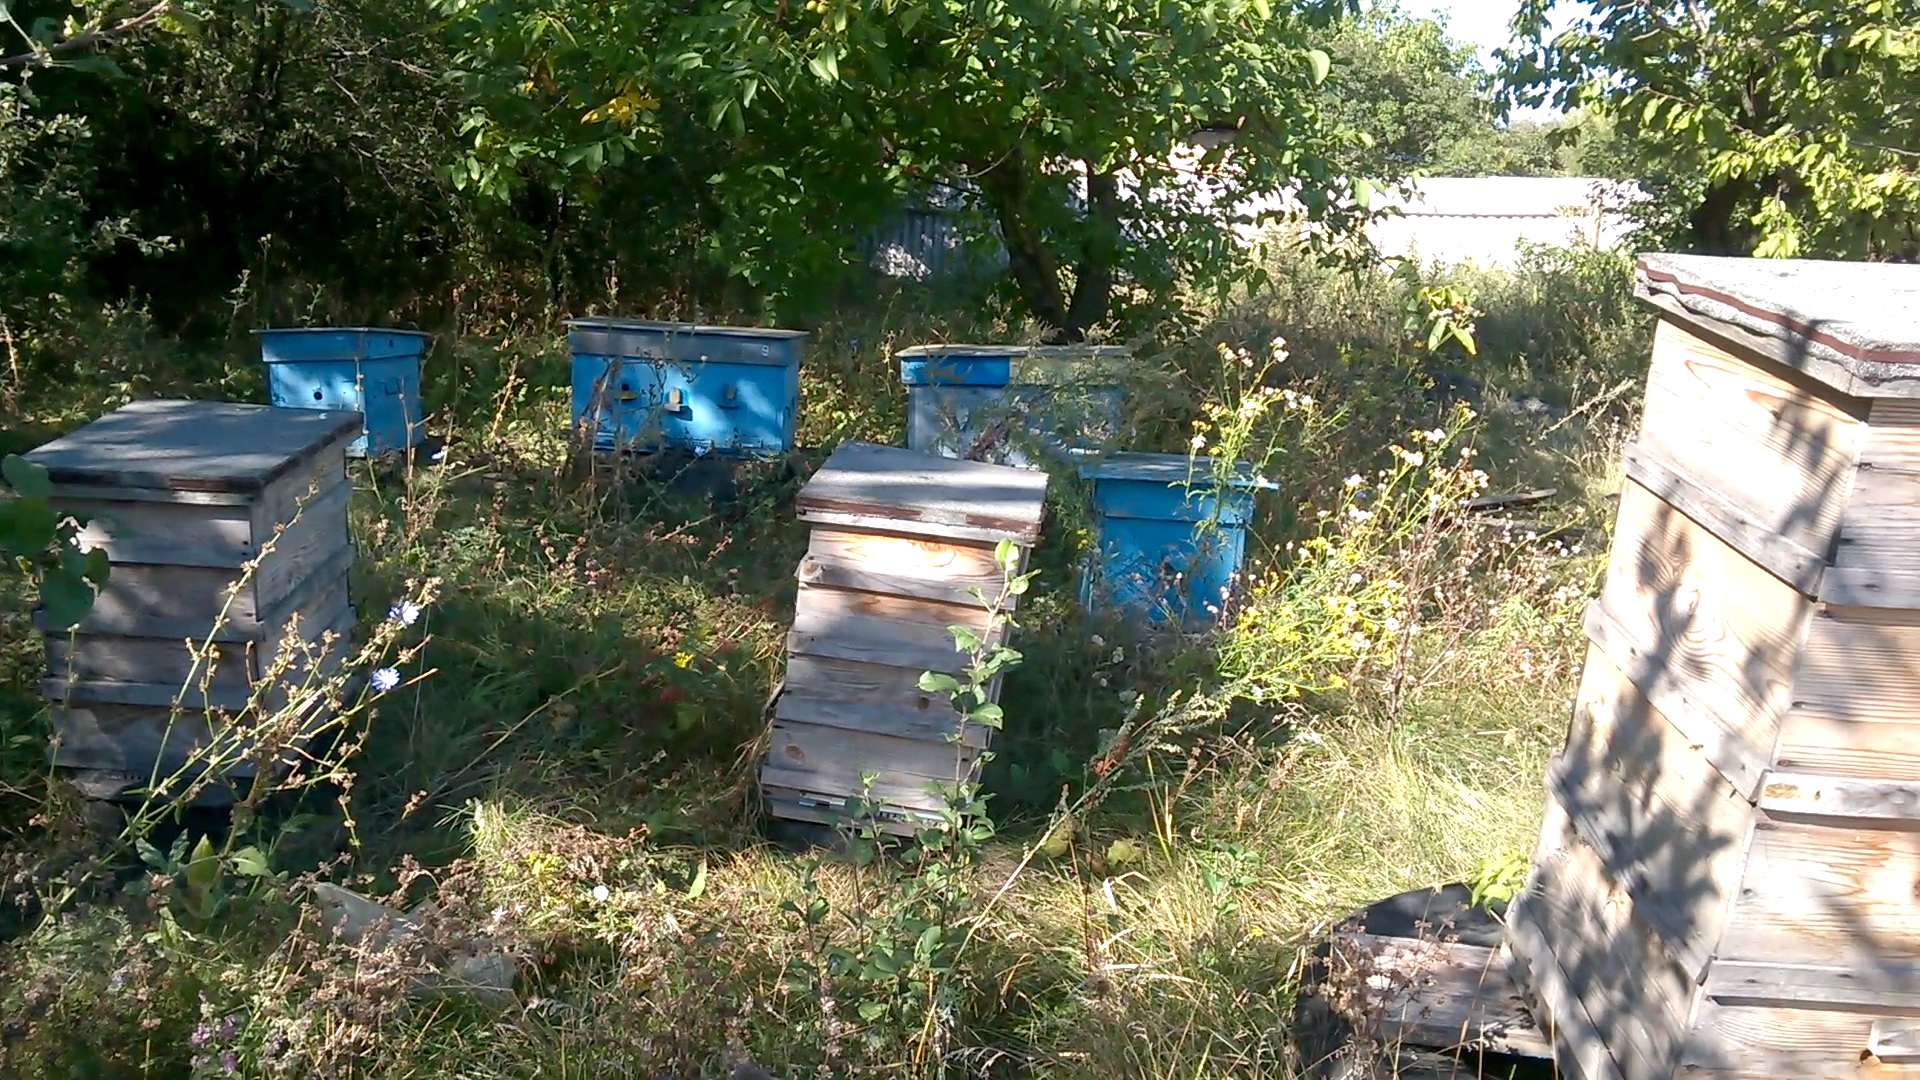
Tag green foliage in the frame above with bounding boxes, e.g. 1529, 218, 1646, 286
1467, 849, 1529, 909
1, 454, 108, 629
1501, 0, 1920, 257
439, 0, 1370, 337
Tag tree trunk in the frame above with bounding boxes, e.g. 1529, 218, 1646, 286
977, 159, 1071, 336
1687, 177, 1750, 254
1061, 163, 1122, 343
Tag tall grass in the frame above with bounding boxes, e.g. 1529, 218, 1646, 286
0, 244, 1647, 1077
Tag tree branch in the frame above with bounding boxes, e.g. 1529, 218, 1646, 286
0, 0, 172, 69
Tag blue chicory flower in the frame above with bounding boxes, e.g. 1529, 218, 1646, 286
387, 600, 421, 628
370, 668, 401, 693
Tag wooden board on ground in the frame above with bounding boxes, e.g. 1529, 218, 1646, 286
1325, 931, 1552, 1060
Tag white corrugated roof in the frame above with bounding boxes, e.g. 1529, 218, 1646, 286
1378, 177, 1647, 218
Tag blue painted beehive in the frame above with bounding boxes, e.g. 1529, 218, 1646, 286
568, 318, 808, 457
899, 344, 1129, 469
256, 327, 433, 458
1078, 452, 1272, 625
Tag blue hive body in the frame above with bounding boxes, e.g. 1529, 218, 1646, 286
257, 328, 433, 457
899, 344, 1129, 469
1078, 452, 1270, 625
568, 319, 808, 457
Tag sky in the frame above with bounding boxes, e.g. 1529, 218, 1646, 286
1405, 0, 1580, 119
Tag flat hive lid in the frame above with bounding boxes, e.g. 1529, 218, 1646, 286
23, 399, 362, 494
565, 317, 808, 340
1078, 451, 1274, 490
796, 441, 1050, 545
1637, 254, 1920, 395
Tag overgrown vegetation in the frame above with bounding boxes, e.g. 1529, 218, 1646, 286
0, 241, 1648, 1076
5, 0, 1882, 1070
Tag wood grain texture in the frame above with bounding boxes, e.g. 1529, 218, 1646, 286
760, 785, 941, 836
1506, 804, 1629, 1080
1509, 796, 1693, 1080
778, 654, 984, 748
1683, 1001, 1919, 1077
1827, 400, 1920, 608
1716, 821, 1920, 977
1621, 440, 1829, 596
768, 722, 978, 787
757, 762, 953, 813
797, 528, 1017, 610
74, 544, 356, 639
44, 575, 352, 689
795, 441, 1050, 544
1636, 319, 1864, 567
1758, 771, 1920, 829
1553, 643, 1754, 982
787, 582, 1001, 676
250, 479, 353, 610
1777, 606, 1920, 781
1702, 957, 1920, 1011
67, 497, 256, 567
1328, 931, 1552, 1058
1588, 479, 1814, 799
1874, 1020, 1920, 1064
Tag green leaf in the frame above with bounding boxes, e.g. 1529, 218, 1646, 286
82, 546, 110, 588
39, 568, 95, 630
229, 846, 273, 878
686, 856, 708, 899
807, 49, 839, 83
184, 834, 220, 898
917, 671, 962, 694
2, 456, 51, 499
856, 1000, 889, 1021
948, 625, 980, 652
966, 702, 1004, 727
1305, 48, 1330, 86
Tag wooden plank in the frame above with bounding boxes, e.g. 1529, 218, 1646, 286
45, 574, 352, 688
771, 668, 983, 745
1551, 643, 1754, 982
761, 784, 943, 836
794, 441, 1050, 545
1758, 771, 1920, 830
1716, 821, 1920, 975
67, 498, 256, 567
1874, 1020, 1920, 1064
1505, 825, 1629, 1080
1776, 605, 1920, 781
797, 527, 1017, 610
1683, 1000, 1920, 1077
1620, 440, 1829, 595
73, 544, 355, 638
788, 583, 1003, 676
1586, 478, 1814, 799
1703, 958, 1920, 1012
1827, 400, 1920, 608
1509, 797, 1693, 1080
1326, 931, 1553, 1058
1638, 256, 1920, 400
23, 399, 363, 494
252, 444, 351, 534
768, 722, 980, 787
757, 761, 954, 814
1634, 318, 1865, 568
42, 603, 355, 713
252, 479, 353, 610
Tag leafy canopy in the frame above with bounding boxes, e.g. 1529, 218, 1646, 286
1500, 0, 1920, 257
438, 0, 1372, 334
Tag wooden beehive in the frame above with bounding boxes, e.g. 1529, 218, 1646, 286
762, 441, 1049, 835
26, 399, 362, 804
1503, 255, 1920, 1079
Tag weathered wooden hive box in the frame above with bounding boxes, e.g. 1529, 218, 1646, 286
1504, 255, 1920, 1079
27, 399, 361, 804
761, 441, 1048, 834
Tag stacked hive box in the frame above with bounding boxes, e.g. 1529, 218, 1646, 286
1504, 255, 1920, 1079
761, 441, 1048, 835
898, 344, 1131, 469
27, 400, 362, 805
